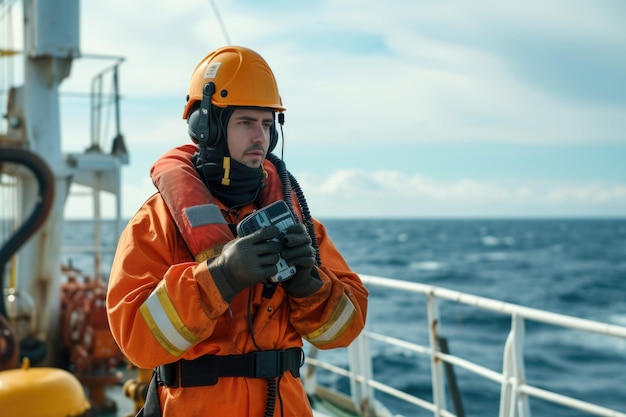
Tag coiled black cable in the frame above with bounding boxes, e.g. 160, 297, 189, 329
266, 153, 294, 212
266, 153, 321, 267
287, 172, 321, 267
248, 289, 278, 417
264, 377, 277, 417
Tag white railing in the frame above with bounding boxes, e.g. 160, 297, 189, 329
304, 274, 626, 417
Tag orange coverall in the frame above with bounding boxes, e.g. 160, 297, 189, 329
106, 146, 368, 416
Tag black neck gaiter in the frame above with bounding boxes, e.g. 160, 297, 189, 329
194, 151, 265, 208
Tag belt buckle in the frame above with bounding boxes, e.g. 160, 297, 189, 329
254, 350, 282, 378
157, 364, 179, 388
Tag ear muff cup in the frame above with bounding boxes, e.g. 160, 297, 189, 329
187, 107, 220, 148
269, 121, 278, 152
188, 82, 220, 148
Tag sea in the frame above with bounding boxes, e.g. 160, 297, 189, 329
62, 218, 626, 417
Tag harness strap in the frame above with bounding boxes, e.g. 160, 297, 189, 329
157, 348, 304, 388
136, 371, 161, 417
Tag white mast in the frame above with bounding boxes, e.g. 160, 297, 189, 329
18, 0, 79, 364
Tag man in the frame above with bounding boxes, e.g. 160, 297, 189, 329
106, 45, 368, 417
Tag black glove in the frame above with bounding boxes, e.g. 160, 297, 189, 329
208, 225, 282, 303
280, 224, 322, 298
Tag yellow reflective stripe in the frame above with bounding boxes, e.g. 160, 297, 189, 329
195, 242, 226, 263
139, 303, 184, 357
304, 294, 356, 345
139, 282, 199, 356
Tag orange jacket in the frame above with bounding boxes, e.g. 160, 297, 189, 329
106, 145, 368, 416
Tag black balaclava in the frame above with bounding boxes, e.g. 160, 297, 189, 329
193, 107, 266, 208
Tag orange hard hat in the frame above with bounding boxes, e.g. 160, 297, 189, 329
182, 46, 285, 120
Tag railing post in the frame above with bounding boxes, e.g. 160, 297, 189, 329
348, 332, 375, 414
427, 292, 447, 416
499, 313, 530, 417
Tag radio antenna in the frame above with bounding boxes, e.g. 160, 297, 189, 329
209, 0, 232, 45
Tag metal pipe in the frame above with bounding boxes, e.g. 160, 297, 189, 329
0, 148, 55, 318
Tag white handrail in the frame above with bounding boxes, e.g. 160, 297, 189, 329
305, 274, 626, 417
359, 275, 626, 338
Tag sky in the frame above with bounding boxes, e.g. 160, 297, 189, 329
4, 0, 626, 219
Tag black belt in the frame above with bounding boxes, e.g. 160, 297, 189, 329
157, 348, 304, 388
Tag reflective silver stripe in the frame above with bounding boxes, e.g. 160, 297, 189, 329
184, 204, 226, 227
305, 294, 356, 345
139, 282, 199, 356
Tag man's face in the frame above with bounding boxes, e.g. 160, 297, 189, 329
226, 108, 274, 168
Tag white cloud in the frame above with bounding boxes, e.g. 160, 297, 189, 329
295, 170, 626, 218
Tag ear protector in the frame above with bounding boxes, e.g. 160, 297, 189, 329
188, 82, 218, 148
188, 82, 282, 151
269, 116, 279, 152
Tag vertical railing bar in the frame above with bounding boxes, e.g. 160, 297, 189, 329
500, 314, 515, 417
428, 292, 447, 416
513, 315, 530, 417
